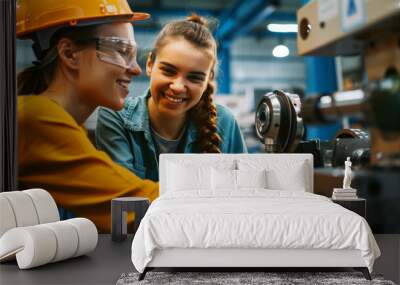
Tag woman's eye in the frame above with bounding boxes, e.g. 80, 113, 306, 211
117, 47, 130, 56
188, 75, 204, 83
161, 68, 175, 75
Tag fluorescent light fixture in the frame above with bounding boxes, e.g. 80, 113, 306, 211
272, 44, 289, 58
267, 23, 298, 33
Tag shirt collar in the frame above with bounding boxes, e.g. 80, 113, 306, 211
120, 90, 151, 132
120, 89, 197, 145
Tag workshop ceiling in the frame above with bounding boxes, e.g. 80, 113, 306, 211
131, 0, 237, 11
130, 0, 302, 37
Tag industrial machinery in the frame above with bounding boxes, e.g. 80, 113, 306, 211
255, 0, 400, 234
255, 75, 400, 166
255, 90, 303, 153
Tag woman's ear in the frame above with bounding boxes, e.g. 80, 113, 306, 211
209, 70, 215, 80
146, 52, 154, 77
57, 38, 80, 70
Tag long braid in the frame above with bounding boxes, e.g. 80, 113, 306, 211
190, 78, 221, 153
186, 15, 221, 153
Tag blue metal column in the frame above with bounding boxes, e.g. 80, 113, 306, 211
217, 41, 231, 94
304, 56, 341, 140
302, 0, 340, 140
305, 57, 337, 94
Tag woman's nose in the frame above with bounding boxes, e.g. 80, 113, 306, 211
126, 62, 142, 76
169, 78, 186, 93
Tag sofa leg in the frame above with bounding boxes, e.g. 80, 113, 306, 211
138, 268, 148, 281
354, 267, 371, 280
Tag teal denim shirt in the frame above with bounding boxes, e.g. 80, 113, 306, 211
95, 92, 247, 182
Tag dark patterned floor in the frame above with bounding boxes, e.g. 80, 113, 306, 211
117, 271, 396, 285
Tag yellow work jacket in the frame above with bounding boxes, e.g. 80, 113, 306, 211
18, 95, 159, 232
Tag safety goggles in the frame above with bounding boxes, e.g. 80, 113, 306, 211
91, 37, 139, 70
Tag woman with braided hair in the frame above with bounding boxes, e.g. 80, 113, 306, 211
96, 14, 247, 181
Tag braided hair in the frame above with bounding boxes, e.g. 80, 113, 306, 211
150, 14, 222, 153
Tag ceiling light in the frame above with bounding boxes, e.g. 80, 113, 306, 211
272, 44, 289, 58
267, 23, 298, 33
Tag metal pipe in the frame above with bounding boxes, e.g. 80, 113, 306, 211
300, 89, 368, 124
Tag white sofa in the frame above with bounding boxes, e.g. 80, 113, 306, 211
0, 189, 98, 269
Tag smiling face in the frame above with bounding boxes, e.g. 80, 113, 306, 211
146, 36, 215, 120
76, 22, 141, 110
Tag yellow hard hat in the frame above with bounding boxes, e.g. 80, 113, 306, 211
16, 0, 150, 38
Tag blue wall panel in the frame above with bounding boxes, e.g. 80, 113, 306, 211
304, 56, 341, 140
217, 43, 231, 94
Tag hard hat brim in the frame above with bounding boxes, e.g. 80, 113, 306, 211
131, 12, 150, 21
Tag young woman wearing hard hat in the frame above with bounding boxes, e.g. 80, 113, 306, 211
16, 0, 158, 232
